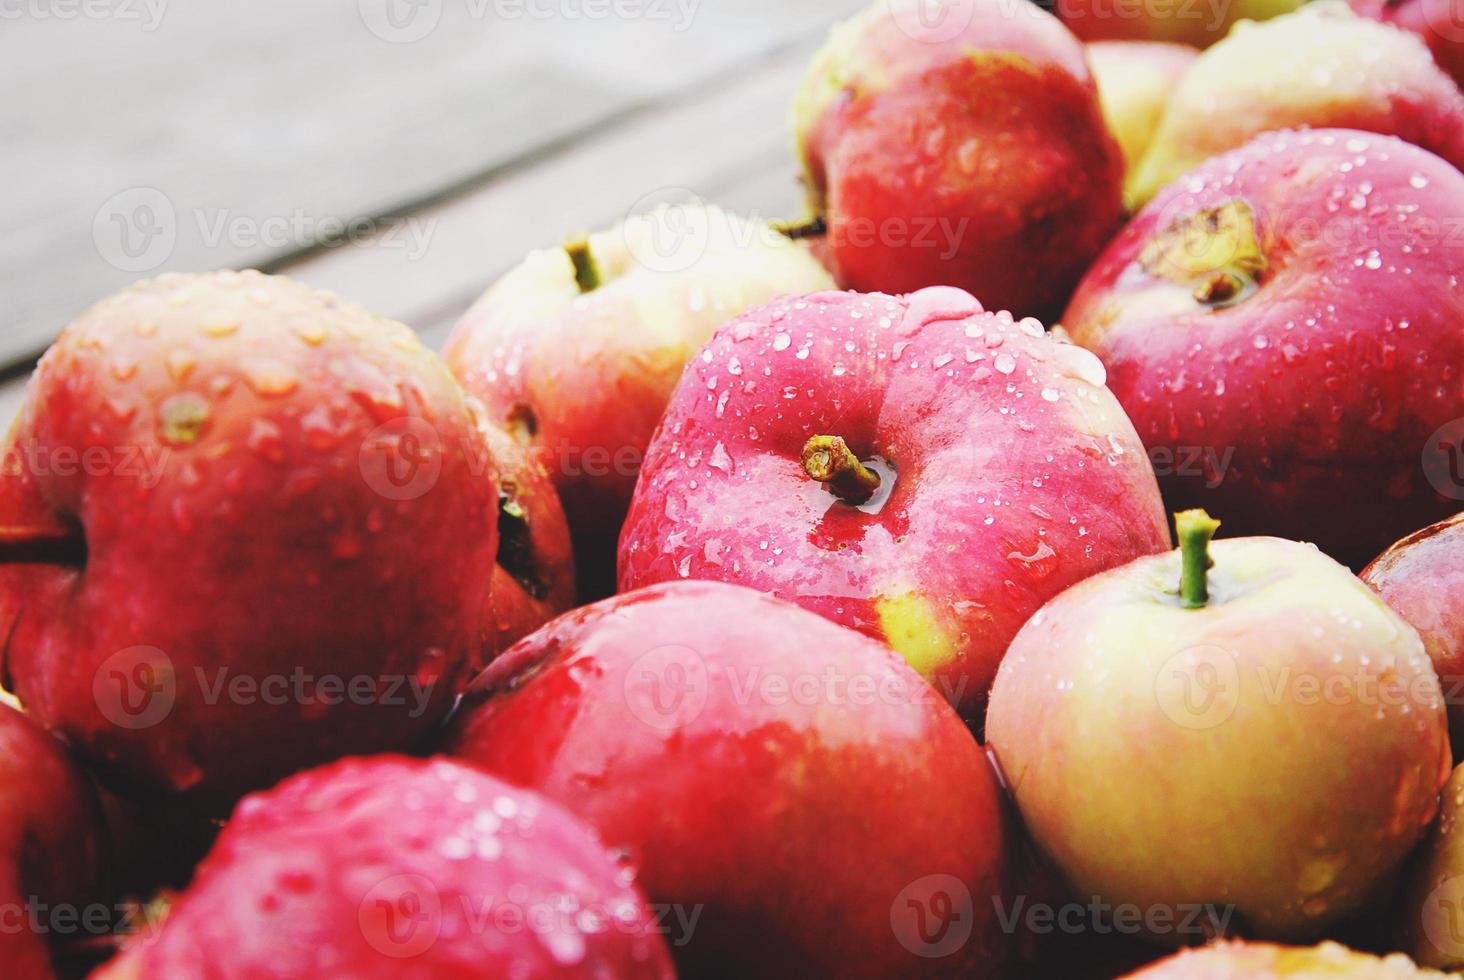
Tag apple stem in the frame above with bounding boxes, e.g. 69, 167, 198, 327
0, 524, 86, 567
564, 237, 600, 293
801, 435, 880, 506
771, 216, 827, 241
1176, 509, 1220, 609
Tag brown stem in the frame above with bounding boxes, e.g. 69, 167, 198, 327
563, 237, 600, 293
0, 524, 86, 566
771, 216, 827, 241
802, 435, 880, 506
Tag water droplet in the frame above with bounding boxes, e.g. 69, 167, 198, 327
994, 353, 1016, 375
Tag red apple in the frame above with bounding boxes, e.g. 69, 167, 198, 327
791, 0, 1125, 321
447, 580, 1016, 979
1362, 513, 1464, 748
1057, 0, 1302, 46
1123, 940, 1450, 977
0, 703, 106, 980
1127, 5, 1464, 206
0, 271, 500, 805
1349, 0, 1464, 90
617, 287, 1169, 715
93, 755, 674, 979
988, 512, 1450, 943
1064, 129, 1464, 568
443, 203, 833, 600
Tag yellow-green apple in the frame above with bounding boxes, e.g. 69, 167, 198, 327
1128, 3, 1464, 206
0, 703, 106, 980
1348, 0, 1464, 90
791, 0, 1124, 321
0, 271, 501, 806
1123, 940, 1451, 977
1086, 41, 1199, 203
988, 511, 1451, 943
1397, 760, 1464, 970
1065, 129, 1464, 568
447, 581, 1016, 979
94, 756, 674, 979
617, 287, 1169, 717
1058, 0, 1302, 46
443, 203, 832, 600
1363, 513, 1464, 749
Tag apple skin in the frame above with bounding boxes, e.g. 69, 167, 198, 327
0, 704, 106, 980
791, 0, 1125, 322
1086, 41, 1199, 203
92, 755, 674, 979
1058, 0, 1301, 46
1122, 941, 1450, 977
1127, 4, 1464, 206
0, 271, 500, 805
1348, 0, 1464, 90
987, 535, 1451, 943
1064, 129, 1464, 569
447, 580, 1017, 979
1398, 761, 1464, 971
1362, 513, 1464, 750
477, 420, 575, 658
443, 204, 833, 600
617, 287, 1169, 716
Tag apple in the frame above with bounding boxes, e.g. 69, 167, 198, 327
1123, 941, 1449, 977
1398, 761, 1464, 971
1349, 0, 1464, 90
93, 755, 674, 979
1064, 128, 1464, 569
443, 203, 833, 600
447, 580, 1016, 979
617, 287, 1169, 716
1362, 513, 1464, 749
1057, 0, 1302, 46
1086, 40, 1199, 203
791, 0, 1124, 321
0, 271, 501, 805
477, 420, 575, 658
1127, 4, 1464, 206
987, 510, 1451, 943
0, 703, 106, 980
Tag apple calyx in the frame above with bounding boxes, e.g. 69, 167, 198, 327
771, 216, 828, 242
801, 435, 880, 506
497, 485, 548, 600
563, 238, 600, 293
1138, 199, 1266, 308
0, 523, 86, 567
1176, 509, 1220, 609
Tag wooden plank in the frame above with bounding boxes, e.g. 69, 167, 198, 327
1, 0, 856, 370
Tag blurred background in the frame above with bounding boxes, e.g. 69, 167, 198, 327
1, 0, 870, 417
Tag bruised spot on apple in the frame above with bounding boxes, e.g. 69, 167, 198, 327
1066, 128, 1464, 568
619, 287, 1170, 717
1127, 3, 1464, 208
443, 203, 833, 602
1123, 940, 1452, 977
791, 0, 1125, 321
989, 512, 1451, 943
0, 271, 502, 806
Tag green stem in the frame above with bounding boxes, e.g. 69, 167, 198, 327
564, 238, 600, 293
1176, 509, 1220, 609
802, 435, 880, 506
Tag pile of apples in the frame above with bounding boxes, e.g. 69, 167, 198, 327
7, 0, 1464, 976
